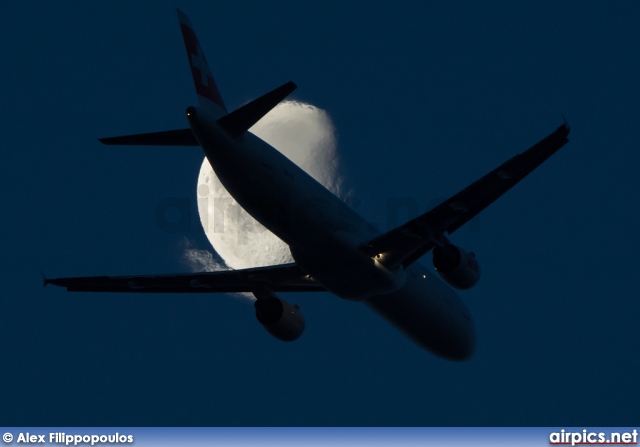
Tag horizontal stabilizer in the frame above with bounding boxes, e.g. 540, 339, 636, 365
99, 128, 199, 146
217, 81, 297, 136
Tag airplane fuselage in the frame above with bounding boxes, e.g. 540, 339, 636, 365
188, 106, 475, 360
47, 8, 570, 362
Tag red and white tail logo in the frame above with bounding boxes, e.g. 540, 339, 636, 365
177, 9, 226, 112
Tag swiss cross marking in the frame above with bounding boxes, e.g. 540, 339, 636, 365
190, 45, 212, 87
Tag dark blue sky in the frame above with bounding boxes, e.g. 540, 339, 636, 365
2, 1, 639, 425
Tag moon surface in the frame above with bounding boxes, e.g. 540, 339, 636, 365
189, 100, 342, 271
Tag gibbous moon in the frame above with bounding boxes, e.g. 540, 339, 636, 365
192, 101, 342, 271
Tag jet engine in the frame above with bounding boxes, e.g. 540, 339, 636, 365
432, 244, 481, 290
254, 295, 305, 341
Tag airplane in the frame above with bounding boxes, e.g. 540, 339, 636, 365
45, 9, 570, 361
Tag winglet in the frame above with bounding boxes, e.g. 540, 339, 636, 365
41, 270, 49, 288
561, 113, 570, 133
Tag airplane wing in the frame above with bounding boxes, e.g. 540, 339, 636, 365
45, 263, 325, 294
362, 121, 571, 268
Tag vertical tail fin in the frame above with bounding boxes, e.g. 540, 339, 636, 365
177, 9, 227, 116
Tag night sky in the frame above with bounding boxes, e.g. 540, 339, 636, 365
2, 1, 639, 425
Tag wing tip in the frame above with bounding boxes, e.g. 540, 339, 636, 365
176, 8, 190, 25
561, 113, 571, 135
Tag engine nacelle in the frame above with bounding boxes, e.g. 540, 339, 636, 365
432, 244, 481, 290
254, 295, 305, 342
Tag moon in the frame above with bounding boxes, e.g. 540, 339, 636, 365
191, 100, 342, 271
